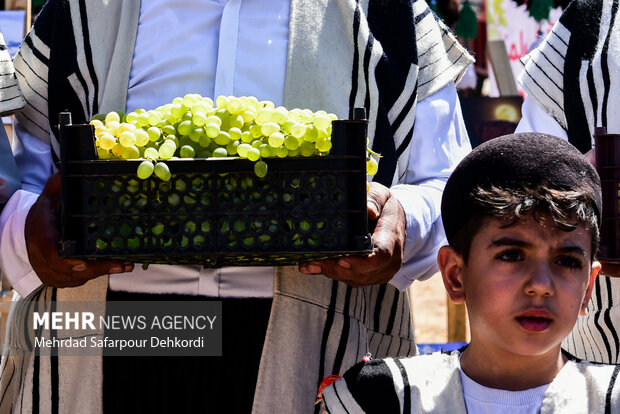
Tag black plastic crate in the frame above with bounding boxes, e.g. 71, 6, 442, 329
58, 113, 372, 267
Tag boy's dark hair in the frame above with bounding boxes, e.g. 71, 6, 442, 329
442, 133, 602, 261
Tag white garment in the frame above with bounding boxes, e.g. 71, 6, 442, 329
515, 97, 568, 140
460, 367, 549, 414
1, 0, 471, 298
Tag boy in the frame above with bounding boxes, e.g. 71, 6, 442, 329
319, 132, 620, 413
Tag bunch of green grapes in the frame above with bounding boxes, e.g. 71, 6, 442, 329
91, 94, 380, 181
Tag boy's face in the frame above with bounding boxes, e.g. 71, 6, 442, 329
439, 214, 600, 359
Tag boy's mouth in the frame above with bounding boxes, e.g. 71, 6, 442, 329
516, 310, 552, 332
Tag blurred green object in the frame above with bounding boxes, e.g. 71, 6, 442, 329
527, 0, 554, 21
455, 1, 478, 39
32, 0, 46, 10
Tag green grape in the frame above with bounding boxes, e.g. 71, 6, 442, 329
205, 123, 220, 138
247, 147, 261, 161
134, 129, 150, 147
138, 112, 150, 127
260, 100, 275, 109
137, 160, 155, 179
313, 114, 331, 130
317, 127, 329, 139
122, 145, 140, 159
147, 110, 162, 126
227, 97, 244, 114
299, 140, 315, 157
268, 132, 285, 148
254, 160, 268, 178
284, 135, 301, 150
282, 119, 295, 133
159, 141, 176, 159
189, 127, 204, 142
287, 147, 301, 157
367, 157, 379, 176
228, 127, 242, 141
216, 95, 229, 108
144, 147, 159, 160
175, 180, 187, 191
92, 95, 364, 187
290, 123, 306, 138
192, 111, 207, 127
259, 144, 273, 158
170, 103, 185, 119
316, 137, 332, 152
237, 143, 252, 158
303, 124, 318, 142
180, 145, 196, 158
241, 109, 256, 123
261, 122, 280, 136
193, 100, 211, 114
97, 147, 112, 159
119, 131, 137, 147
214, 131, 231, 145
168, 193, 180, 206
241, 131, 253, 143
215, 108, 230, 129
147, 126, 161, 142
206, 115, 222, 127
177, 120, 193, 136
255, 108, 273, 125
110, 142, 124, 157
104, 111, 121, 124
162, 125, 176, 136
154, 162, 172, 181
226, 140, 240, 155
99, 132, 116, 150
183, 94, 199, 108
212, 147, 228, 157
274, 146, 288, 158
250, 124, 263, 138
199, 135, 212, 148
125, 111, 139, 123
229, 114, 245, 130
271, 106, 288, 124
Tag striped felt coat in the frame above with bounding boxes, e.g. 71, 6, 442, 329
320, 351, 620, 413
0, 31, 25, 208
519, 0, 620, 364
0, 0, 471, 413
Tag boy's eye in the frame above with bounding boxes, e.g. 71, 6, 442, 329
556, 256, 583, 269
496, 249, 523, 262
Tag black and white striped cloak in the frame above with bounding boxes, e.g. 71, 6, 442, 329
321, 351, 620, 413
519, 0, 620, 365
0, 0, 472, 412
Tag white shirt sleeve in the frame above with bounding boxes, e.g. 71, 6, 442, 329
389, 83, 472, 290
0, 119, 54, 297
0, 125, 20, 205
514, 96, 568, 140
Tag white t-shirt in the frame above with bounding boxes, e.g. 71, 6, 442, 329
460, 367, 550, 414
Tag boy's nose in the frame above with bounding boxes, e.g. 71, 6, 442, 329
524, 262, 554, 297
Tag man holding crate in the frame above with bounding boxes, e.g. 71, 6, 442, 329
0, 0, 472, 412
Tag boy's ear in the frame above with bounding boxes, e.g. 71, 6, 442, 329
580, 260, 601, 316
438, 245, 466, 304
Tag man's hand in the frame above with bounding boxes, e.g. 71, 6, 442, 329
299, 182, 405, 286
25, 173, 133, 288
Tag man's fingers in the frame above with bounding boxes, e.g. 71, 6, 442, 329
366, 182, 390, 221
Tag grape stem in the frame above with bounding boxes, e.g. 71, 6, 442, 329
366, 147, 382, 158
